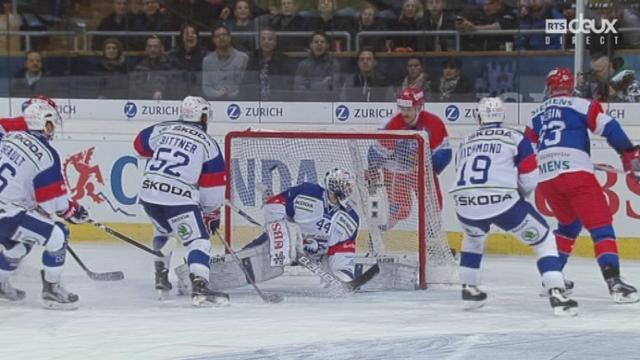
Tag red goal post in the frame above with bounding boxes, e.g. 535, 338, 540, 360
224, 129, 458, 289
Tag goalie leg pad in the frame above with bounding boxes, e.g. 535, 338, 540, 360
355, 257, 418, 291
208, 240, 284, 290
266, 220, 297, 266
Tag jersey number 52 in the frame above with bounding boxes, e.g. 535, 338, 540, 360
148, 147, 191, 177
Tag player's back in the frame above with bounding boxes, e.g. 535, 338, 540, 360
139, 121, 219, 206
0, 131, 56, 209
529, 96, 594, 181
450, 125, 523, 219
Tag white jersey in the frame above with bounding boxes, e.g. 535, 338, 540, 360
264, 183, 359, 278
449, 124, 538, 220
133, 121, 225, 211
0, 131, 70, 216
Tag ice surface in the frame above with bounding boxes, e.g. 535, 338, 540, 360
1, 244, 639, 360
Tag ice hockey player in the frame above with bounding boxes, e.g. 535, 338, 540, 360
525, 67, 640, 303
132, 95, 229, 307
0, 102, 88, 310
366, 87, 451, 230
450, 97, 578, 316
198, 168, 359, 291
0, 95, 59, 136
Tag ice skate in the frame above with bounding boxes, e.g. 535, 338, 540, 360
462, 284, 487, 310
41, 270, 79, 310
0, 280, 26, 303
155, 262, 172, 299
174, 263, 191, 296
190, 274, 229, 307
540, 278, 574, 297
606, 277, 639, 304
548, 288, 578, 316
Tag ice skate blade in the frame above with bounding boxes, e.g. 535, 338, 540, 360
463, 300, 486, 311
553, 306, 578, 317
612, 292, 639, 304
42, 299, 79, 311
191, 295, 230, 308
157, 289, 170, 300
0, 297, 26, 305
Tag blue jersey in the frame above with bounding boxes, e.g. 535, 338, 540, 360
526, 96, 633, 181
264, 183, 359, 278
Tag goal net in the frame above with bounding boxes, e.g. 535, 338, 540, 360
224, 130, 458, 289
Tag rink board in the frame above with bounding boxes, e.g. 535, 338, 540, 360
69, 223, 640, 260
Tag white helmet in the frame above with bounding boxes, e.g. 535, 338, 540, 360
324, 168, 355, 206
23, 102, 61, 135
180, 96, 211, 124
476, 97, 505, 124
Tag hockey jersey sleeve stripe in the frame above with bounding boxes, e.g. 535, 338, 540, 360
524, 126, 539, 144
432, 146, 452, 175
133, 126, 154, 158
327, 239, 356, 256
34, 179, 67, 202
0, 117, 27, 132
199, 156, 225, 187
515, 136, 537, 173
586, 101, 613, 135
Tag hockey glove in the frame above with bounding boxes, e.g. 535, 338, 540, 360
302, 237, 328, 260
203, 208, 221, 233
622, 145, 640, 181
58, 200, 89, 224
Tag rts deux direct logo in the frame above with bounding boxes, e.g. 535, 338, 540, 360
545, 15, 619, 46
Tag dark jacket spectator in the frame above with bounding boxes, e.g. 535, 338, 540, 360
576, 53, 640, 103
129, 36, 172, 99
399, 56, 431, 97
269, 0, 310, 51
242, 27, 290, 100
226, 0, 257, 53
340, 48, 393, 102
92, 0, 136, 50
431, 58, 475, 101
93, 38, 129, 99
307, 0, 356, 51
167, 23, 208, 99
516, 0, 562, 50
11, 51, 62, 98
132, 0, 173, 50
202, 25, 249, 100
355, 5, 389, 52
456, 0, 518, 51
422, 0, 457, 51
293, 31, 341, 101
390, 0, 423, 51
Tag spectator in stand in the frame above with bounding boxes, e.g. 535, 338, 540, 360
390, 0, 423, 52
168, 22, 208, 98
355, 5, 390, 52
241, 27, 290, 101
456, 0, 518, 51
93, 38, 128, 99
202, 24, 249, 100
11, 51, 59, 97
423, 0, 456, 51
132, 0, 172, 50
92, 0, 136, 50
431, 57, 475, 101
576, 53, 640, 103
129, 35, 172, 100
269, 0, 309, 51
596, 1, 640, 50
516, 0, 562, 50
166, 0, 219, 31
227, 0, 257, 53
340, 47, 393, 102
308, 0, 355, 51
293, 31, 341, 101
399, 56, 431, 97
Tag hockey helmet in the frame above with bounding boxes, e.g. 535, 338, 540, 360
23, 102, 61, 137
324, 168, 355, 205
476, 97, 505, 124
397, 87, 424, 108
181, 96, 211, 125
21, 94, 58, 112
545, 67, 574, 97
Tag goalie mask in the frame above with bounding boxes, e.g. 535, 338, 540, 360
180, 96, 211, 130
324, 168, 355, 206
23, 102, 61, 139
476, 97, 505, 125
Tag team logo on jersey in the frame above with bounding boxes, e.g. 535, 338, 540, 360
177, 223, 193, 240
335, 105, 350, 121
64, 147, 134, 216
124, 102, 138, 119
444, 105, 460, 122
521, 227, 540, 243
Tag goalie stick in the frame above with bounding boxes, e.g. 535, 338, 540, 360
224, 199, 380, 295
213, 230, 284, 304
67, 245, 124, 281
88, 219, 164, 257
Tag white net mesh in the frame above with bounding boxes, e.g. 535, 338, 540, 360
225, 130, 458, 288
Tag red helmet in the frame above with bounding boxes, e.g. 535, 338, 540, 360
397, 87, 424, 108
545, 67, 574, 97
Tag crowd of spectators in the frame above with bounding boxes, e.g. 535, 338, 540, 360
3, 0, 640, 102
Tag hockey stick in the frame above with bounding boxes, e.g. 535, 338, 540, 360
594, 163, 627, 174
87, 219, 164, 257
224, 199, 379, 295
213, 230, 284, 303
67, 245, 124, 281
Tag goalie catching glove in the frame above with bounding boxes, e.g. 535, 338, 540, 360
622, 145, 640, 181
58, 200, 89, 224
